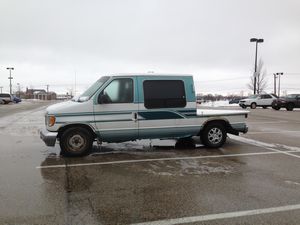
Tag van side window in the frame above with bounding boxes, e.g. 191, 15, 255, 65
101, 78, 133, 103
143, 80, 186, 109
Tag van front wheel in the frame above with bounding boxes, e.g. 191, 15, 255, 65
60, 127, 93, 157
201, 123, 226, 148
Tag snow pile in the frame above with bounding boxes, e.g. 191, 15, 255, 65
200, 100, 239, 107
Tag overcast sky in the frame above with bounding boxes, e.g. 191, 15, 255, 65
1, 0, 300, 95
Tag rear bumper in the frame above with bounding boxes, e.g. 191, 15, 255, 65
237, 125, 248, 134
228, 123, 248, 135
272, 101, 285, 108
40, 129, 57, 147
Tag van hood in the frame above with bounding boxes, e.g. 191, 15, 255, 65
46, 100, 93, 115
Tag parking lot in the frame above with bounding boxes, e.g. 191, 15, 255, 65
0, 101, 300, 225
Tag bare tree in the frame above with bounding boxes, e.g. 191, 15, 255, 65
248, 59, 268, 94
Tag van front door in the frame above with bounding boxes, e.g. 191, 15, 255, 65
93, 77, 138, 142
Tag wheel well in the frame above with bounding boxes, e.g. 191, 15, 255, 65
57, 124, 96, 140
199, 120, 229, 136
287, 102, 295, 106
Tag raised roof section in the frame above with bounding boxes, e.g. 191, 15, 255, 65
109, 73, 193, 77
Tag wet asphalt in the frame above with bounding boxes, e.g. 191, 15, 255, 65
0, 102, 300, 225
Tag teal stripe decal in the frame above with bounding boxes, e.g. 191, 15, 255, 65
54, 111, 132, 117
138, 111, 184, 120
54, 109, 202, 120
53, 108, 197, 117
178, 109, 197, 113
56, 119, 132, 124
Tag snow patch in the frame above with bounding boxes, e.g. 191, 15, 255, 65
200, 100, 239, 108
285, 180, 300, 186
0, 106, 46, 136
144, 159, 234, 176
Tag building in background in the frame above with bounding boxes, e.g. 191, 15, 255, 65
22, 88, 57, 100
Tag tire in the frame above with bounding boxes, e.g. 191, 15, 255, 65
272, 106, 280, 110
286, 103, 294, 111
60, 127, 93, 157
241, 105, 247, 109
201, 123, 227, 148
251, 102, 257, 109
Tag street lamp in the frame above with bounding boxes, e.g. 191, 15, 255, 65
250, 38, 264, 94
275, 72, 283, 97
7, 67, 14, 95
17, 83, 21, 98
273, 73, 277, 95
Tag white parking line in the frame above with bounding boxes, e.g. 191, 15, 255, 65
229, 135, 300, 159
248, 121, 288, 124
248, 131, 300, 134
131, 203, 300, 225
36, 150, 298, 169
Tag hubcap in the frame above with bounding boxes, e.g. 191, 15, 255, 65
208, 127, 223, 144
68, 134, 86, 152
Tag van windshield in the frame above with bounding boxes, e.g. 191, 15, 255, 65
73, 76, 110, 102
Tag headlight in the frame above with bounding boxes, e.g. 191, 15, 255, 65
48, 115, 56, 127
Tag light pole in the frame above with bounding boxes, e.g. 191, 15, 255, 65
250, 38, 264, 95
276, 72, 283, 97
7, 67, 14, 95
17, 83, 21, 98
273, 73, 277, 95
0, 86, 3, 93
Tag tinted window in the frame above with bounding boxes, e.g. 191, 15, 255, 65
102, 78, 133, 103
249, 95, 258, 99
262, 94, 272, 99
143, 80, 186, 109
286, 94, 297, 98
0, 94, 10, 97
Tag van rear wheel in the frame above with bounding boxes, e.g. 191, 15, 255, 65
201, 123, 226, 148
60, 127, 93, 157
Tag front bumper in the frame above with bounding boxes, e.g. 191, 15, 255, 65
40, 129, 58, 147
272, 101, 285, 108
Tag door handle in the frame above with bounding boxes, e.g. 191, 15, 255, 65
132, 112, 138, 122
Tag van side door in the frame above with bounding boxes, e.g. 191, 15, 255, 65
137, 77, 197, 139
93, 77, 138, 142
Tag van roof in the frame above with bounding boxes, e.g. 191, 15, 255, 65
109, 73, 193, 77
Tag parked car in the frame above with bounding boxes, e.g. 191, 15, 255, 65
0, 93, 13, 104
239, 94, 278, 109
13, 96, 22, 103
229, 97, 243, 104
272, 94, 300, 111
40, 74, 248, 156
